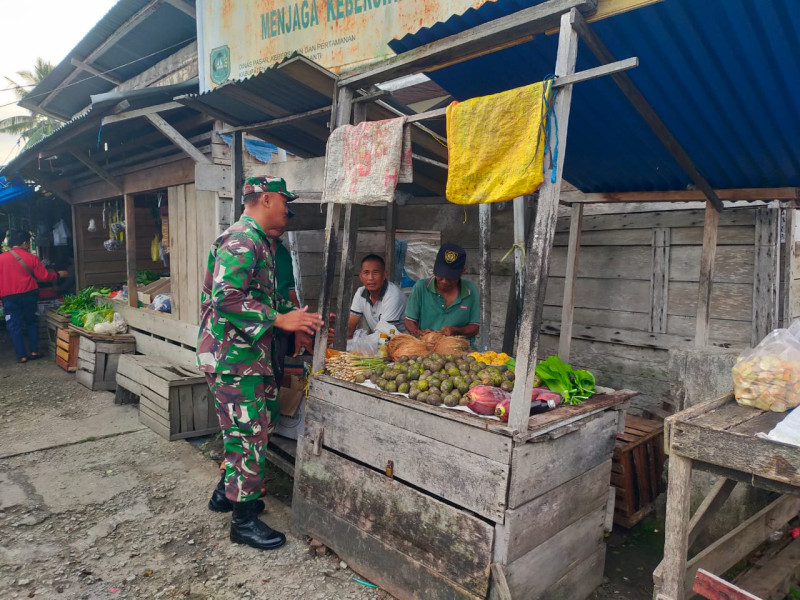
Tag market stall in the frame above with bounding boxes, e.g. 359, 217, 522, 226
292, 5, 646, 599
653, 393, 800, 600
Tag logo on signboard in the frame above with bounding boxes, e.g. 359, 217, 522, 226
210, 45, 231, 85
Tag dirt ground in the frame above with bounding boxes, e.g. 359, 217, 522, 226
0, 328, 663, 600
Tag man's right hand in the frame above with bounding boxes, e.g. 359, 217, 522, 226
274, 306, 324, 335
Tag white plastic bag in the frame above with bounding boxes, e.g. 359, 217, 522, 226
93, 313, 128, 334
732, 329, 800, 412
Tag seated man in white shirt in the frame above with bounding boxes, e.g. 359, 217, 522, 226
348, 254, 407, 339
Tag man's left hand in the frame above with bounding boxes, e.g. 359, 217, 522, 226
440, 326, 457, 336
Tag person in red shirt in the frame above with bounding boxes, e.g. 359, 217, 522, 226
0, 230, 67, 363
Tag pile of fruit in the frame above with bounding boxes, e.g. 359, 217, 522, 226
468, 350, 512, 366
366, 352, 515, 407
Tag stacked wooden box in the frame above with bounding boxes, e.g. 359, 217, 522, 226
45, 310, 70, 357
294, 376, 634, 600
73, 326, 136, 391
55, 327, 80, 372
116, 354, 218, 441
611, 414, 665, 527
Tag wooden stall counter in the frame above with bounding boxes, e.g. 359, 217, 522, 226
654, 394, 800, 600
294, 374, 636, 600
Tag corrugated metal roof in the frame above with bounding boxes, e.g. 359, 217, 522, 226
388, 0, 800, 193
22, 0, 196, 121
1, 80, 200, 181
178, 55, 337, 158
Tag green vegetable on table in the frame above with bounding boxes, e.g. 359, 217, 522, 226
57, 287, 111, 315
534, 355, 596, 406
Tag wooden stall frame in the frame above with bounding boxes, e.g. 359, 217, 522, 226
653, 394, 800, 600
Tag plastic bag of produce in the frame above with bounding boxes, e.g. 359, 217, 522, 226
732, 329, 800, 412
94, 313, 128, 335
83, 308, 114, 332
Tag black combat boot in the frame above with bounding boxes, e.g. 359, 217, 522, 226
230, 500, 286, 550
208, 474, 265, 514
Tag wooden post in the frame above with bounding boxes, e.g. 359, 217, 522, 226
650, 228, 671, 333
479, 203, 492, 351
558, 202, 583, 361
657, 454, 693, 600
287, 230, 304, 306
508, 10, 578, 433
694, 201, 719, 346
124, 193, 137, 308
385, 202, 397, 283
782, 209, 795, 327
232, 130, 244, 222
333, 101, 366, 349
334, 204, 360, 349
311, 86, 354, 373
502, 196, 530, 353
70, 205, 82, 291
752, 208, 780, 345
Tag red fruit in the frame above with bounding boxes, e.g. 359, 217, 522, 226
531, 387, 552, 400
495, 399, 511, 421
467, 385, 511, 415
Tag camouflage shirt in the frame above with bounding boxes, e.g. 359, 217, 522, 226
196, 215, 295, 375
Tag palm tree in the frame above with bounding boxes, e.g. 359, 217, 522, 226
0, 58, 63, 152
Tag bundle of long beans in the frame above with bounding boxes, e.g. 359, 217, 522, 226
326, 352, 386, 383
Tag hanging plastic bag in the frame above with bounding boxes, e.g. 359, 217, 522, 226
732, 329, 800, 412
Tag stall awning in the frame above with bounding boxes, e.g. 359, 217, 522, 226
20, 0, 197, 121
0, 177, 35, 207
389, 0, 800, 194
175, 55, 337, 159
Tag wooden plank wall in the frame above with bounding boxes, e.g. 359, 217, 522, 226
74, 202, 165, 289
168, 183, 218, 325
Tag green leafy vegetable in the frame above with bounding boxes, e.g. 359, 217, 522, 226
57, 287, 111, 315
137, 270, 162, 286
535, 355, 596, 406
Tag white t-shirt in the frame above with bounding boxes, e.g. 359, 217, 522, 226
350, 281, 407, 333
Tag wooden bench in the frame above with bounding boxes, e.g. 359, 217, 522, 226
116, 354, 218, 441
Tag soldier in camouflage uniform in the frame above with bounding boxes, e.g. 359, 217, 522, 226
197, 175, 323, 551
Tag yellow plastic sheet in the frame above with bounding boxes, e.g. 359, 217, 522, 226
446, 81, 548, 205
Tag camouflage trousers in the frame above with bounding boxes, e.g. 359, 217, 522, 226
205, 373, 280, 503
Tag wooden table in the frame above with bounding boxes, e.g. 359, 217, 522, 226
653, 394, 800, 600
294, 375, 636, 600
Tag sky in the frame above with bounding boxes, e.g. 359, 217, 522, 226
0, 0, 118, 166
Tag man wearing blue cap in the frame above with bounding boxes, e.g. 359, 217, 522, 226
404, 242, 480, 348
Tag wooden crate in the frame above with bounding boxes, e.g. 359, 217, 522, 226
73, 327, 136, 391
55, 327, 80, 372
116, 354, 219, 441
45, 310, 69, 357
294, 375, 634, 600
611, 414, 666, 528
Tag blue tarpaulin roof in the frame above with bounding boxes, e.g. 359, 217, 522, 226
0, 176, 34, 207
389, 0, 800, 193
216, 133, 295, 163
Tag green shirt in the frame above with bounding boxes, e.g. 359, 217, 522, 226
405, 276, 481, 347
274, 239, 295, 302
